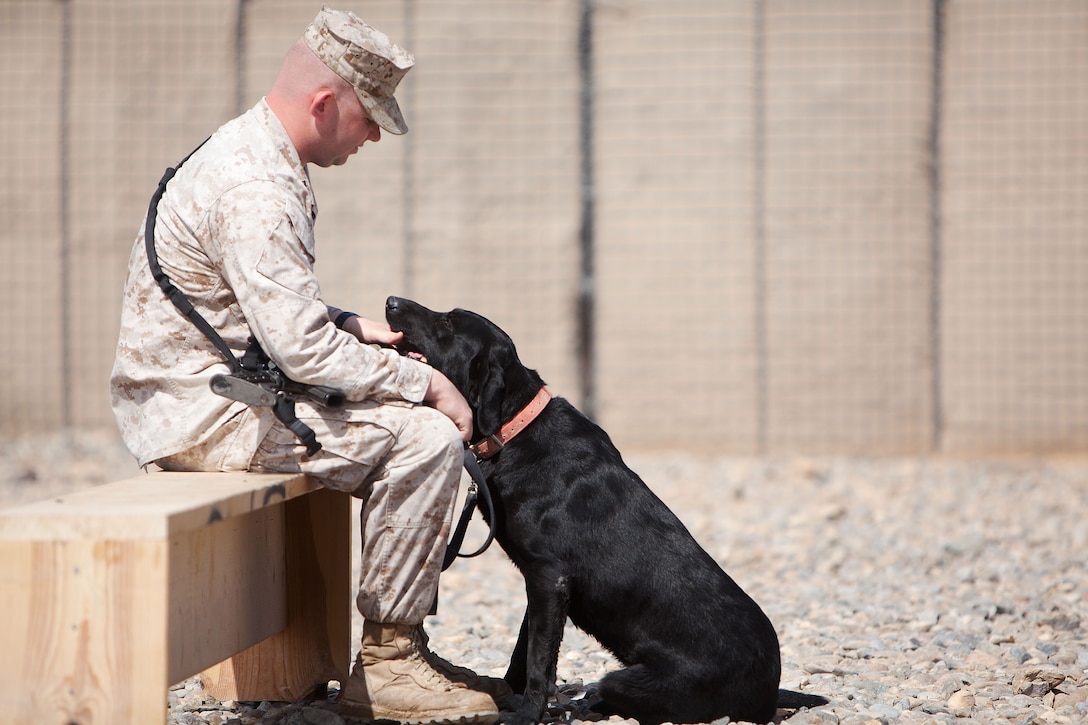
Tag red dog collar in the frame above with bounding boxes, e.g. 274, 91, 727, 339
470, 386, 552, 460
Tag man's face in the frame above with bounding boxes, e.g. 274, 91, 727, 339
314, 91, 382, 167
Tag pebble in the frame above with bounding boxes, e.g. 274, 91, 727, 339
3, 437, 1087, 724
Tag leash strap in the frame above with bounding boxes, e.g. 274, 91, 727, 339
442, 448, 498, 570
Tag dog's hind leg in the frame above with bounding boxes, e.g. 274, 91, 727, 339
600, 663, 781, 725
596, 664, 680, 725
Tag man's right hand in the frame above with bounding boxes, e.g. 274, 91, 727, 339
424, 369, 473, 442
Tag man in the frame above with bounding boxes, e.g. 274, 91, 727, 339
110, 7, 508, 723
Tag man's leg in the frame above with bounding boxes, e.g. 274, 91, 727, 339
352, 403, 461, 624
251, 403, 503, 724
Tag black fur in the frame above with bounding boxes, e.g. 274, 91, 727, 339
386, 296, 827, 725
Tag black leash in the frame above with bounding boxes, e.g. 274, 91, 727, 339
432, 448, 498, 613
442, 448, 498, 570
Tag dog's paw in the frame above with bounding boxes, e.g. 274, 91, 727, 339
585, 698, 618, 718
495, 706, 542, 725
495, 715, 532, 725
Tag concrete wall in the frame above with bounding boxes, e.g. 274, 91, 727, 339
1, 0, 1085, 455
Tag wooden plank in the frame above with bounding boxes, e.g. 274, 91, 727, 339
202, 487, 351, 701
168, 506, 288, 684
0, 471, 315, 540
0, 538, 169, 725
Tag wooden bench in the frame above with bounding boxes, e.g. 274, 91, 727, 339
0, 471, 351, 725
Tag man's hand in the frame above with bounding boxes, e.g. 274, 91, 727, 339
337, 314, 404, 346
424, 369, 473, 442
329, 309, 471, 439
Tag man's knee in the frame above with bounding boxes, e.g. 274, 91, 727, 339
401, 405, 464, 462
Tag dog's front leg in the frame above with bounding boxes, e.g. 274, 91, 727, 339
504, 610, 529, 693
503, 570, 570, 725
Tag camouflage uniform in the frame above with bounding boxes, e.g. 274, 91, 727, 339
110, 98, 460, 625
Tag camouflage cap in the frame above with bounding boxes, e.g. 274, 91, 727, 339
303, 5, 415, 135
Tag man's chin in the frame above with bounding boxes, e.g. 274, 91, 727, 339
312, 154, 353, 168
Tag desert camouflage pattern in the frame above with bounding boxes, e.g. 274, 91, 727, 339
303, 5, 414, 134
111, 98, 457, 623
160, 401, 464, 624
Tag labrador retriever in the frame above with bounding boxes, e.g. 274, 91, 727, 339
385, 296, 827, 725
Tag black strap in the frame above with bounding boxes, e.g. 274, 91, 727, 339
144, 140, 323, 454
144, 138, 242, 373
442, 449, 498, 570
273, 396, 322, 457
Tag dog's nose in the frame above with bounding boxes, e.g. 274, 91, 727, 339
386, 296, 400, 314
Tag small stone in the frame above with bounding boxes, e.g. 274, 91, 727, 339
948, 689, 976, 711
1011, 646, 1033, 664
866, 703, 901, 720
804, 656, 850, 676
912, 611, 940, 631
1054, 688, 1088, 709
1016, 666, 1068, 698
784, 712, 838, 724
965, 649, 1002, 670
301, 707, 346, 725
1040, 614, 1080, 632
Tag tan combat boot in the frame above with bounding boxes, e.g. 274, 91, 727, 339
416, 626, 517, 710
338, 620, 501, 725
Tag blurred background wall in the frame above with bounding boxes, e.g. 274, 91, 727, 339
1, 0, 1085, 455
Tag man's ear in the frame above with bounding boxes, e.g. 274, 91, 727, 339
311, 89, 339, 132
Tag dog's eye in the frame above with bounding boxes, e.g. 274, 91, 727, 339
440, 316, 453, 331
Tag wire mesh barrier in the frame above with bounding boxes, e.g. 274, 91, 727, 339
1, 0, 1085, 454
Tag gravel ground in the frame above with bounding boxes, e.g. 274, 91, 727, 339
2, 432, 1086, 724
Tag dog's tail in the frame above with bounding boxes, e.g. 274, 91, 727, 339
777, 689, 829, 710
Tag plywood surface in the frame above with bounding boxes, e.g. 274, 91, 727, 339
0, 471, 315, 540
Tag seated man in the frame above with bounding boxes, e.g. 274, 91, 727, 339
110, 7, 507, 723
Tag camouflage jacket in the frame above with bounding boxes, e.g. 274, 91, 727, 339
110, 99, 430, 467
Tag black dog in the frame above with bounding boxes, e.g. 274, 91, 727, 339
386, 296, 826, 725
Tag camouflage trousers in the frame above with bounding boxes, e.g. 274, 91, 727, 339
158, 401, 463, 625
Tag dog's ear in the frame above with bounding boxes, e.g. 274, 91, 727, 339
471, 347, 506, 437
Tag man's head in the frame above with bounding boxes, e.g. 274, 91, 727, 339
302, 5, 414, 136
267, 7, 414, 167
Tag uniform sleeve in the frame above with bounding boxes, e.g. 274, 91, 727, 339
206, 180, 431, 404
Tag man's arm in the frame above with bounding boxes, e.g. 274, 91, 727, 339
325, 305, 472, 441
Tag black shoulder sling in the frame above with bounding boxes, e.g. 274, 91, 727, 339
144, 140, 342, 456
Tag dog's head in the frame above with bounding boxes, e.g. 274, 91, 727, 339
385, 296, 544, 438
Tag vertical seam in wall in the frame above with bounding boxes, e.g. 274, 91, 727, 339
753, 0, 767, 454
403, 0, 416, 298
235, 0, 248, 115
59, 0, 73, 428
930, 0, 944, 452
578, 0, 596, 420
